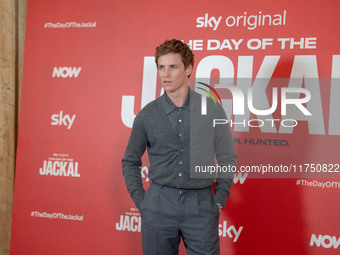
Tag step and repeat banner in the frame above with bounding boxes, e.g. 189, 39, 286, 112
11, 0, 340, 254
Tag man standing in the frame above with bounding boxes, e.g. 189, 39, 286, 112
122, 39, 236, 255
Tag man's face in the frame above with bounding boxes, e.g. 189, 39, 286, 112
157, 53, 192, 94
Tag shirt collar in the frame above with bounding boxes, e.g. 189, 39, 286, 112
162, 88, 191, 115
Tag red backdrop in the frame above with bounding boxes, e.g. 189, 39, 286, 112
11, 0, 340, 254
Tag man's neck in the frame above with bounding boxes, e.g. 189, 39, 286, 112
166, 86, 189, 107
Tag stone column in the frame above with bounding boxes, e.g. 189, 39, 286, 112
0, 0, 16, 254
18, 0, 27, 111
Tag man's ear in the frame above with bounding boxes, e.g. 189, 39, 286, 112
185, 64, 193, 77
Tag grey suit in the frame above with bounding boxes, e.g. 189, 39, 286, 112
122, 88, 236, 254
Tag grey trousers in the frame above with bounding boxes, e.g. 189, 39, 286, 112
139, 182, 220, 255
